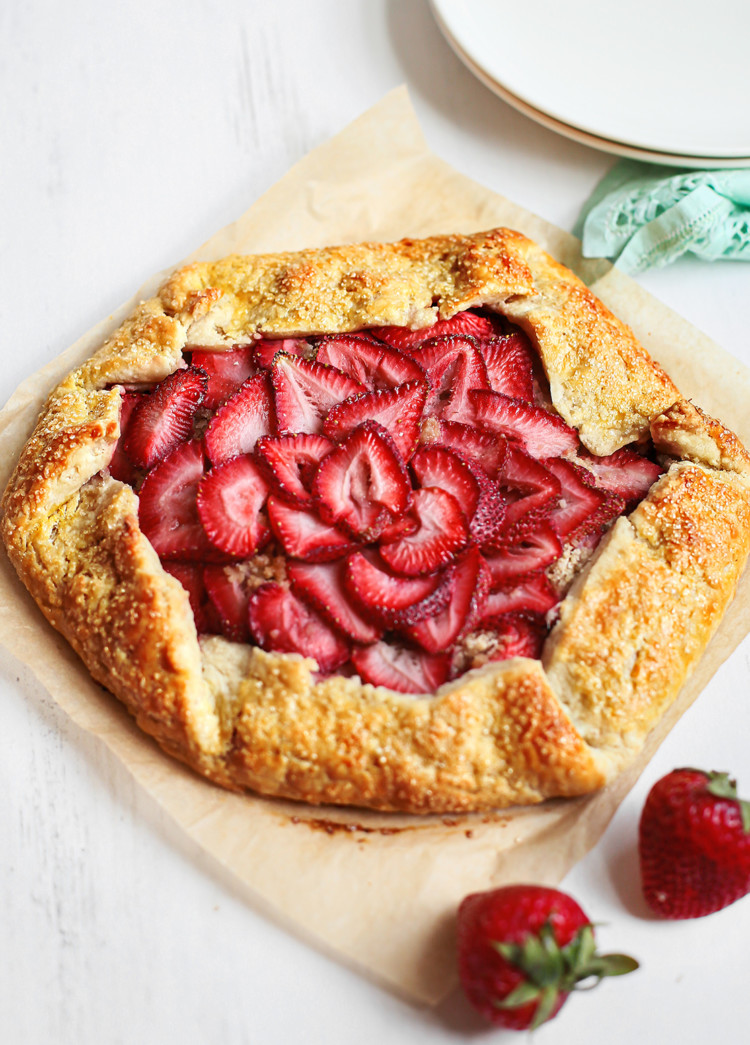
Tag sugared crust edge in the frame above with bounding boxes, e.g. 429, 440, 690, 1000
2, 227, 750, 814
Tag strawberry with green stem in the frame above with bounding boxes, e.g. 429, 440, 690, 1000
457, 884, 638, 1031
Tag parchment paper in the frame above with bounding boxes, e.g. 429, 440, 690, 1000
1, 88, 749, 1005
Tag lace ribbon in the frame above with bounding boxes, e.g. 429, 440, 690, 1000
574, 160, 750, 274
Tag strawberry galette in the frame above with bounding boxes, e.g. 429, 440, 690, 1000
4, 228, 750, 813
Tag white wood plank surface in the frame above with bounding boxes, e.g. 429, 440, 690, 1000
2, 2, 749, 1042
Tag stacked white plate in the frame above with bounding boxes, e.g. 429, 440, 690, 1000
431, 0, 750, 168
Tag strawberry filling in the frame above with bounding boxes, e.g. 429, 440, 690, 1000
107, 313, 665, 694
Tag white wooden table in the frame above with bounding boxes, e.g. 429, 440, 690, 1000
2, 2, 749, 1042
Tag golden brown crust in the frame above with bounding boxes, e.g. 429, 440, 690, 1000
498, 236, 681, 455
544, 464, 750, 766
3, 227, 750, 813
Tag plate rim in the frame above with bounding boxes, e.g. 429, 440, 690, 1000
431, 0, 750, 169
431, 0, 750, 162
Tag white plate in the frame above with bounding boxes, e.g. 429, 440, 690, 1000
434, 13, 750, 168
432, 0, 750, 160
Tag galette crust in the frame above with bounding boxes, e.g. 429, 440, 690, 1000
3, 228, 750, 813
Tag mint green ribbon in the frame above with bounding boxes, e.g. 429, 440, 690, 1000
575, 160, 750, 274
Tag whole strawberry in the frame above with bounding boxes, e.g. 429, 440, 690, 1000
457, 884, 638, 1030
639, 768, 750, 919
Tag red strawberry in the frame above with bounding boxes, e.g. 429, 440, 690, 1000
315, 335, 425, 389
429, 420, 508, 479
203, 564, 251, 643
578, 447, 663, 506
479, 572, 559, 621
324, 380, 428, 460
267, 496, 357, 562
124, 365, 207, 469
410, 444, 480, 520
404, 545, 489, 653
480, 333, 536, 402
288, 559, 383, 643
470, 390, 579, 458
639, 768, 750, 919
190, 346, 256, 409
376, 513, 419, 543
313, 421, 411, 541
108, 391, 143, 484
138, 440, 218, 560
344, 550, 448, 627
378, 487, 469, 577
248, 582, 349, 672
468, 466, 508, 549
371, 310, 495, 352
483, 612, 547, 661
351, 641, 451, 694
457, 885, 638, 1030
204, 373, 275, 466
196, 456, 270, 559
253, 337, 310, 369
495, 445, 561, 538
413, 336, 490, 422
256, 432, 334, 507
483, 523, 562, 587
542, 457, 607, 537
162, 562, 219, 635
543, 457, 626, 542
271, 354, 362, 434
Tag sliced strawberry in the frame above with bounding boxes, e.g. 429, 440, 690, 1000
196, 455, 270, 558
108, 391, 143, 484
203, 564, 251, 643
479, 573, 559, 622
413, 336, 490, 422
204, 373, 275, 466
577, 447, 663, 506
138, 440, 218, 560
248, 582, 350, 672
344, 550, 448, 627
482, 523, 562, 588
124, 366, 207, 469
591, 490, 627, 539
256, 432, 334, 506
482, 612, 547, 661
470, 390, 579, 458
466, 466, 507, 548
288, 560, 382, 643
254, 338, 310, 369
162, 562, 219, 635
371, 311, 496, 353
540, 457, 607, 540
324, 380, 427, 460
410, 444, 480, 519
428, 420, 508, 479
351, 641, 451, 694
495, 445, 561, 539
377, 513, 419, 543
190, 346, 256, 409
267, 496, 357, 562
379, 487, 469, 577
313, 421, 411, 541
315, 335, 425, 390
480, 333, 535, 402
271, 355, 363, 434
403, 546, 489, 653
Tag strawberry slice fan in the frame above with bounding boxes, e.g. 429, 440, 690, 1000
113, 313, 663, 694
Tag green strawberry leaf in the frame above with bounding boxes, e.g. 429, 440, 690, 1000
531, 985, 560, 1030
494, 981, 542, 1010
